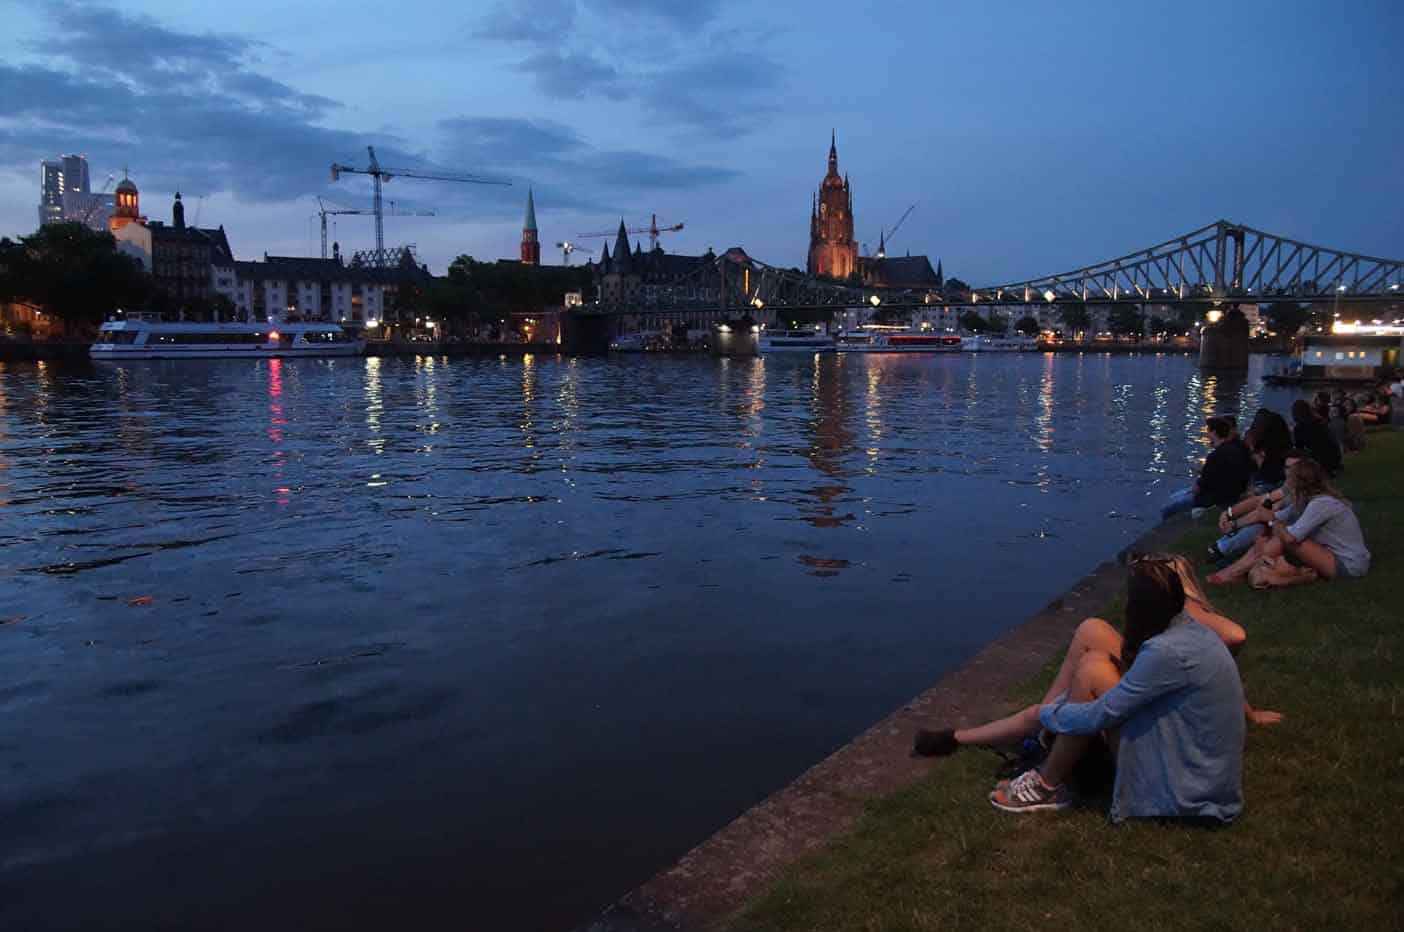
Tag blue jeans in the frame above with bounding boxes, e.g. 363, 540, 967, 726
1214, 524, 1262, 559
1161, 486, 1199, 520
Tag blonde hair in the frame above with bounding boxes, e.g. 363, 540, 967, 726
1142, 551, 1217, 614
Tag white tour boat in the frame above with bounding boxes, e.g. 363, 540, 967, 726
835, 327, 963, 353
960, 334, 1039, 352
90, 316, 365, 360
757, 329, 836, 353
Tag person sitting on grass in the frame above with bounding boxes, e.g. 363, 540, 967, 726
1160, 415, 1255, 520
1336, 398, 1367, 452
1207, 447, 1312, 564
1246, 408, 1293, 490
914, 555, 1269, 817
1207, 458, 1371, 588
1358, 391, 1393, 427
1291, 399, 1343, 476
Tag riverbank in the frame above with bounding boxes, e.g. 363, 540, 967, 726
719, 432, 1403, 931
585, 432, 1403, 931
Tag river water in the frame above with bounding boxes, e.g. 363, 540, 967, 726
0, 352, 1293, 930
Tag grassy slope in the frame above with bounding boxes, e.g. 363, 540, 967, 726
729, 433, 1403, 932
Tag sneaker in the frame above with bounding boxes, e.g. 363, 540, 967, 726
1205, 543, 1225, 565
989, 768, 1073, 813
912, 727, 959, 757
1190, 507, 1209, 519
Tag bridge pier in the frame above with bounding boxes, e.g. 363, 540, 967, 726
561, 313, 612, 354
1198, 306, 1251, 369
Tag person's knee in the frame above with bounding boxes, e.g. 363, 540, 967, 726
1070, 652, 1120, 700
1074, 617, 1121, 653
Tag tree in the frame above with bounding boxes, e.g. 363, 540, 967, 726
958, 309, 991, 333
1015, 315, 1040, 336
1108, 305, 1146, 340
0, 224, 152, 335
1262, 301, 1310, 337
1057, 301, 1090, 337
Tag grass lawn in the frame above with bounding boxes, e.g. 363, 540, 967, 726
727, 432, 1403, 932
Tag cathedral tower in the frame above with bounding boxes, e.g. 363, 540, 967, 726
807, 131, 857, 279
520, 188, 540, 266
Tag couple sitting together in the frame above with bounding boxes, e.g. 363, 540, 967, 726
913, 555, 1274, 820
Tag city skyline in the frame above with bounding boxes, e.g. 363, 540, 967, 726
2, 0, 1403, 278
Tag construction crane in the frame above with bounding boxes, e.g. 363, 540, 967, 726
577, 214, 684, 252
315, 196, 436, 259
555, 241, 586, 265
330, 145, 508, 253
79, 174, 116, 225
870, 203, 917, 258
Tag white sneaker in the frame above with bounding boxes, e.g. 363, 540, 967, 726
989, 768, 1073, 813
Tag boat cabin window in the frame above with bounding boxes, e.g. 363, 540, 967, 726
302, 330, 351, 343
100, 330, 140, 344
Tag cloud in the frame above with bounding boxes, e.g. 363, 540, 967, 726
475, 0, 578, 42
471, 0, 784, 135
0, 2, 738, 228
518, 48, 628, 99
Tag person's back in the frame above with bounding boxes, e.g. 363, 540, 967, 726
1288, 493, 1371, 577
1345, 413, 1367, 452
1292, 401, 1342, 474
1041, 614, 1245, 822
1199, 435, 1253, 507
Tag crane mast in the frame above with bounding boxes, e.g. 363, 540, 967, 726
330, 145, 509, 259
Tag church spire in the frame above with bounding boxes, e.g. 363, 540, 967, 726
519, 187, 540, 265
828, 129, 839, 175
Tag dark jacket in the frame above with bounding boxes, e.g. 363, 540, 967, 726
1196, 437, 1254, 508
1294, 417, 1343, 474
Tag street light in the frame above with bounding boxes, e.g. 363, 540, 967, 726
1043, 289, 1055, 303
869, 295, 881, 307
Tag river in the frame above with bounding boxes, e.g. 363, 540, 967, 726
0, 351, 1293, 930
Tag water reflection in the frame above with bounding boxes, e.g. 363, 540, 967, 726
0, 352, 1301, 932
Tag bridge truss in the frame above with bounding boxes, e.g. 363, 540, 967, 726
577, 220, 1404, 317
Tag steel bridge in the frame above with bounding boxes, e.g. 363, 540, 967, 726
577, 220, 1404, 316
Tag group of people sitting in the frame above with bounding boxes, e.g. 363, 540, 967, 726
911, 385, 1387, 822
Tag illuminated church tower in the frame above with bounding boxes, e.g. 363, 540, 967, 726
807, 131, 857, 279
520, 188, 540, 265
109, 171, 143, 234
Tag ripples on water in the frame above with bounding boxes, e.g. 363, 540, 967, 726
0, 353, 1292, 929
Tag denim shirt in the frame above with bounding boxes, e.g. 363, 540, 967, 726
1039, 615, 1245, 823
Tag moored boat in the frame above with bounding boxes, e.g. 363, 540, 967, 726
835, 327, 962, 353
960, 334, 1039, 352
757, 328, 835, 353
90, 316, 365, 360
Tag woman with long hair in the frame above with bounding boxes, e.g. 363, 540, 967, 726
1291, 398, 1342, 475
914, 556, 1265, 817
1207, 458, 1371, 587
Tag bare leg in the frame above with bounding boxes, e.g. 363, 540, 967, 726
1209, 535, 1284, 584
1252, 556, 1320, 589
1039, 652, 1124, 787
1040, 618, 1123, 704
953, 704, 1041, 748
1283, 538, 1338, 579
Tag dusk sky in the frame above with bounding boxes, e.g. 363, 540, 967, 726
2, 0, 1402, 282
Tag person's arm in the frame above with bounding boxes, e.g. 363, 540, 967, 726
1281, 498, 1329, 547
1039, 640, 1183, 736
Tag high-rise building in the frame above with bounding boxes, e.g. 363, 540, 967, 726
520, 188, 541, 265
38, 154, 91, 226
807, 132, 857, 280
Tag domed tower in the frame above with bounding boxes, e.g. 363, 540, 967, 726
807, 131, 857, 279
520, 188, 540, 266
110, 172, 141, 232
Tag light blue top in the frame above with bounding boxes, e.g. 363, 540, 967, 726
1039, 614, 1245, 823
